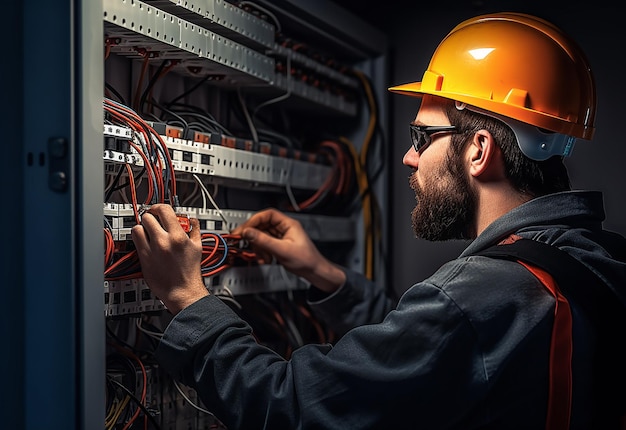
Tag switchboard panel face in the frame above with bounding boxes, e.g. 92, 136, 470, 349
102, 1, 388, 427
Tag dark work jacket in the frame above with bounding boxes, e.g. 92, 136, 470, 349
156, 190, 626, 429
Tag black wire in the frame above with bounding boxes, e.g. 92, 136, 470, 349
109, 180, 131, 194
166, 74, 214, 108
106, 324, 134, 351
140, 60, 169, 115
107, 377, 162, 430
105, 82, 127, 105
105, 165, 126, 202
150, 100, 189, 135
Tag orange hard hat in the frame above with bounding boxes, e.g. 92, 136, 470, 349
389, 12, 596, 142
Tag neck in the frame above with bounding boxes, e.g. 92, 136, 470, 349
474, 183, 532, 237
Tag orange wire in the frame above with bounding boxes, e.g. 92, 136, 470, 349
133, 53, 151, 111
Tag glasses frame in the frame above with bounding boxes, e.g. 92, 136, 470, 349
409, 124, 459, 153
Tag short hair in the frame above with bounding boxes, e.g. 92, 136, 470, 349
441, 98, 571, 197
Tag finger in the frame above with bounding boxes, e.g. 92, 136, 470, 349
189, 217, 201, 243
244, 227, 289, 255
255, 251, 274, 265
139, 211, 169, 240
147, 204, 179, 231
131, 224, 149, 249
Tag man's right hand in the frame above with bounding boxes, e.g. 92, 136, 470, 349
231, 208, 346, 294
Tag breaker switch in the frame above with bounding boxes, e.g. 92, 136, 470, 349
176, 213, 192, 233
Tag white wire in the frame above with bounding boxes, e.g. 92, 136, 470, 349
193, 174, 208, 211
217, 294, 243, 310
220, 285, 236, 298
253, 54, 292, 118
135, 317, 163, 340
284, 159, 301, 211
173, 380, 214, 416
284, 313, 304, 347
192, 173, 229, 227
238, 87, 259, 144
181, 181, 201, 206
215, 285, 242, 309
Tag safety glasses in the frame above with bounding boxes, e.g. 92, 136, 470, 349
409, 124, 458, 153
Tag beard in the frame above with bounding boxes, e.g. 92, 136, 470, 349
410, 152, 476, 241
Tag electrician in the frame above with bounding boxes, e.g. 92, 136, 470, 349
132, 12, 626, 429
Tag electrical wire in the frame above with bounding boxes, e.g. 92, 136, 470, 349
340, 135, 374, 279
282, 139, 354, 213
252, 54, 292, 119
214, 285, 243, 310
104, 224, 115, 268
135, 317, 163, 341
132, 50, 152, 111
107, 378, 162, 430
105, 390, 130, 430
237, 87, 259, 145
173, 380, 215, 416
108, 343, 148, 430
140, 59, 179, 116
104, 98, 178, 205
192, 173, 229, 227
284, 159, 301, 212
332, 70, 382, 280
165, 104, 233, 136
199, 232, 256, 277
165, 74, 217, 109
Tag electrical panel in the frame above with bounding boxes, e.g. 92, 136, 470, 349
102, 0, 388, 427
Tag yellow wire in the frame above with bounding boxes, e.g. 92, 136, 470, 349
105, 395, 130, 429
353, 70, 378, 167
348, 70, 380, 279
340, 135, 374, 279
105, 397, 120, 429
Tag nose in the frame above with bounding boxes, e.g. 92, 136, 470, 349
403, 146, 419, 168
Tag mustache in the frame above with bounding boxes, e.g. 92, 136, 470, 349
408, 172, 417, 189
409, 173, 420, 197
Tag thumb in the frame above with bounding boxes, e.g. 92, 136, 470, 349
241, 227, 258, 242
241, 227, 278, 265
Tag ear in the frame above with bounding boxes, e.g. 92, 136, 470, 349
467, 129, 502, 179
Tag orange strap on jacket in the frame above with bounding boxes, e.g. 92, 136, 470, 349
518, 261, 573, 430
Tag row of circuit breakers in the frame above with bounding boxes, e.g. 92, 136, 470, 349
104, 0, 361, 116
103, 123, 356, 317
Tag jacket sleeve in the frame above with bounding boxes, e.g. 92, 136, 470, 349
155, 277, 486, 430
306, 267, 397, 337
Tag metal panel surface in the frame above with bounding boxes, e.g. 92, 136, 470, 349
104, 0, 275, 84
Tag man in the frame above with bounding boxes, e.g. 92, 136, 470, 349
132, 12, 626, 429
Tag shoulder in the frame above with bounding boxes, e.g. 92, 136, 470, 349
405, 256, 555, 324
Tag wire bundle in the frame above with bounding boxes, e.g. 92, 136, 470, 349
200, 233, 257, 277
104, 231, 256, 281
104, 245, 142, 282
104, 98, 178, 220
282, 139, 356, 214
